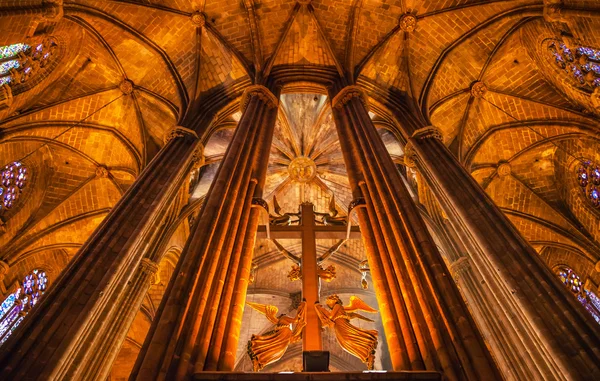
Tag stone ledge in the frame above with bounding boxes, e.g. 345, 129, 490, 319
194, 371, 442, 380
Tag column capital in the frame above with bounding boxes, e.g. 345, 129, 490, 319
240, 85, 279, 112
331, 85, 370, 111
450, 257, 471, 279
403, 140, 417, 168
139, 258, 159, 275
164, 126, 199, 144
251, 197, 269, 213
410, 125, 443, 141
348, 197, 366, 212
191, 144, 205, 170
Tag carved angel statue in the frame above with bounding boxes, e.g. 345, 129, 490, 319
269, 195, 300, 226
315, 295, 378, 369
247, 301, 306, 372
316, 195, 347, 226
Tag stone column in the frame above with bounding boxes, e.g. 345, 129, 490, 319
75, 179, 196, 381
130, 85, 279, 380
328, 84, 501, 380
0, 124, 202, 380
405, 126, 600, 379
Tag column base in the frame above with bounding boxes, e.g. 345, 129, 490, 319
194, 371, 442, 380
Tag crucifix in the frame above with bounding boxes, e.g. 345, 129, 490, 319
247, 197, 379, 372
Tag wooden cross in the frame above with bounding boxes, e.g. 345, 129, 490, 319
257, 202, 361, 352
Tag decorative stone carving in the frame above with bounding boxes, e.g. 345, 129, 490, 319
163, 126, 199, 144
288, 157, 317, 183
298, 0, 312, 5
450, 257, 471, 279
191, 144, 205, 169
119, 79, 134, 95
411, 125, 443, 141
251, 197, 269, 213
42, 0, 64, 22
239, 85, 278, 112
139, 258, 159, 285
497, 162, 511, 178
0, 84, 13, 111
95, 165, 109, 178
595, 259, 600, 273
471, 81, 488, 99
331, 85, 369, 111
543, 0, 568, 23
348, 197, 366, 212
591, 87, 600, 113
0, 260, 9, 280
399, 13, 417, 32
190, 11, 206, 27
403, 141, 417, 168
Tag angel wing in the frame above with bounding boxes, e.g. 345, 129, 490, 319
291, 302, 307, 342
273, 239, 301, 264
344, 296, 377, 313
246, 302, 279, 324
329, 195, 339, 217
273, 195, 282, 215
347, 312, 375, 322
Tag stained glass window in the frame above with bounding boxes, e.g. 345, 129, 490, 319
0, 269, 48, 345
0, 40, 56, 89
548, 40, 600, 89
576, 161, 600, 208
0, 161, 28, 212
556, 266, 600, 325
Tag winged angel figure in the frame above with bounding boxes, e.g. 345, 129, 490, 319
315, 295, 378, 369
246, 301, 306, 371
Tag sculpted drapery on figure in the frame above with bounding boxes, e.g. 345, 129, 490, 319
246, 301, 307, 371
315, 295, 378, 370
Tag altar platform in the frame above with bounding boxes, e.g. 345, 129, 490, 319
195, 371, 442, 380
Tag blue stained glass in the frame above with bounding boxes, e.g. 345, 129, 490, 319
0, 290, 19, 320
0, 60, 19, 76
0, 77, 10, 86
0, 304, 21, 339
0, 43, 28, 60
0, 316, 23, 345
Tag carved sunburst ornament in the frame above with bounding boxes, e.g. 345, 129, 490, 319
288, 156, 317, 183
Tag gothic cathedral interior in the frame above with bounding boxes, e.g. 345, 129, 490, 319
0, 1, 600, 380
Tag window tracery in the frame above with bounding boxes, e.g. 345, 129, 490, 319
0, 41, 56, 88
0, 161, 28, 212
548, 40, 600, 89
576, 160, 600, 208
556, 266, 600, 325
0, 269, 48, 345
